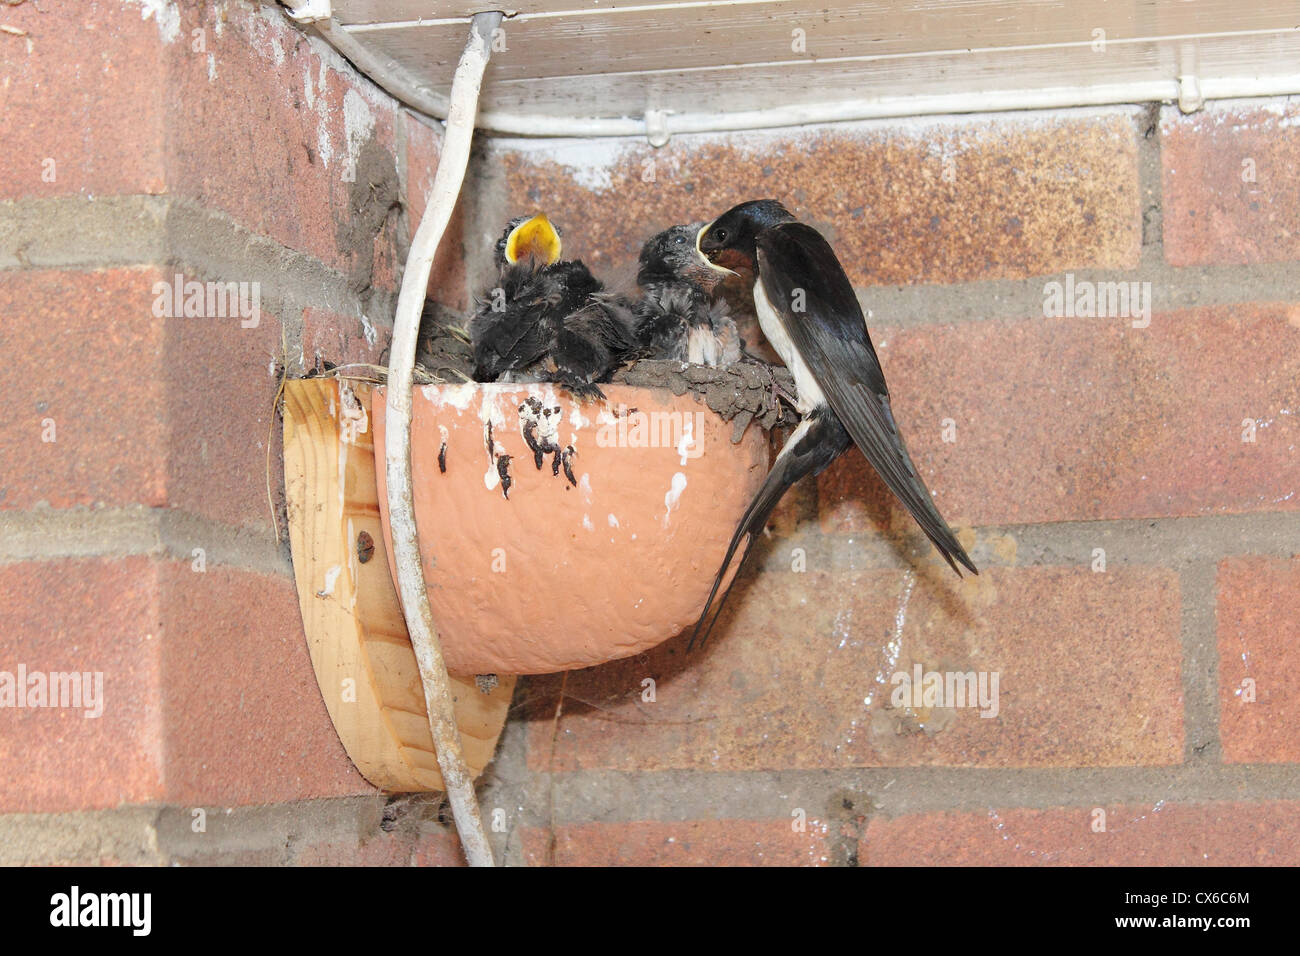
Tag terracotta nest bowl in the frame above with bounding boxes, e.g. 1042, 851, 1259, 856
372, 382, 770, 674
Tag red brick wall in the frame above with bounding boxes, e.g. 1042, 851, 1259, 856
2, 1, 1297, 866
491, 102, 1300, 866
0, 0, 461, 864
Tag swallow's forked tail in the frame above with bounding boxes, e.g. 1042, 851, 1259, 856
689, 409, 852, 650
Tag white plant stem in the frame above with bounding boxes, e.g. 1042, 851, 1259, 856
383, 10, 502, 869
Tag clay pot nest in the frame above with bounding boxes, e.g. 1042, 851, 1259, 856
372, 365, 789, 674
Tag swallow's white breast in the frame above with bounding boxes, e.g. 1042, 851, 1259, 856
753, 277, 826, 416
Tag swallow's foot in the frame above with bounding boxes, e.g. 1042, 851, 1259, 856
562, 381, 606, 403
770, 379, 798, 416
739, 357, 796, 418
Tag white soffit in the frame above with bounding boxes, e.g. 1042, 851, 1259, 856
294, 0, 1300, 137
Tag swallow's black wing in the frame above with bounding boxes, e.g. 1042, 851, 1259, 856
469, 265, 555, 379
550, 267, 638, 397
757, 222, 976, 575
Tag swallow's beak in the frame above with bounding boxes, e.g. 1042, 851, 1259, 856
505, 213, 562, 266
696, 221, 739, 276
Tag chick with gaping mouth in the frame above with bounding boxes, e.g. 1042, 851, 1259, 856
469, 214, 638, 400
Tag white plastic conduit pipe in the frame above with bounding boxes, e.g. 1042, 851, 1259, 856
309, 12, 1300, 139
384, 10, 503, 869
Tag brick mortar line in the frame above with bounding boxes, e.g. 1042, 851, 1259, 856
0, 794, 392, 866
0, 195, 399, 346
1136, 102, 1166, 265
858, 257, 1299, 330
476, 701, 541, 867
4, 762, 1296, 861
463, 141, 511, 305
11, 197, 1294, 339
394, 108, 411, 246
0, 196, 169, 270
0, 806, 164, 867
0, 507, 290, 576
3, 506, 1292, 577
161, 199, 399, 359
150, 794, 391, 864
157, 508, 292, 576
529, 764, 1300, 827
752, 511, 1300, 575
1179, 561, 1222, 764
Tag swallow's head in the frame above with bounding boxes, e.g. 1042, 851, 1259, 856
495, 213, 563, 269
637, 223, 723, 291
697, 199, 795, 275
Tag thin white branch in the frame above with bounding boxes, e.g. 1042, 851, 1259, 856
383, 10, 502, 869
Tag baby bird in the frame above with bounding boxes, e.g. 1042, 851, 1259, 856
632, 224, 742, 366
470, 214, 636, 399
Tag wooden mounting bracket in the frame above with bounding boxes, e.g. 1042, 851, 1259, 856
283, 378, 514, 792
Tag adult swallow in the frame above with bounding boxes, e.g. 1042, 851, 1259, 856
631, 224, 742, 366
690, 199, 976, 647
469, 214, 636, 399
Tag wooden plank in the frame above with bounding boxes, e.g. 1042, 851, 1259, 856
340, 0, 1300, 86
346, 2, 1163, 85
462, 31, 1299, 120
336, 0, 1300, 37
336, 0, 757, 25
283, 378, 515, 792
330, 0, 1300, 119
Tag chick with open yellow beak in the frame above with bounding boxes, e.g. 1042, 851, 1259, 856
503, 213, 563, 267
469, 213, 640, 410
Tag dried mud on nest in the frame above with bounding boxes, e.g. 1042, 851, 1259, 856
609, 360, 795, 442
